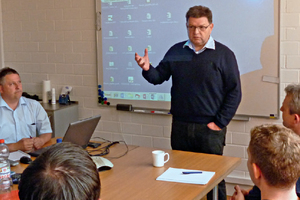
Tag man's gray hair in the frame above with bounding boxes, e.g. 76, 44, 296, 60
285, 84, 300, 115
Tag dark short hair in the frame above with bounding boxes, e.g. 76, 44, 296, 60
0, 67, 19, 84
18, 143, 101, 200
186, 5, 213, 24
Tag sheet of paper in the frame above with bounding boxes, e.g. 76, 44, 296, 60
8, 150, 31, 161
156, 167, 215, 185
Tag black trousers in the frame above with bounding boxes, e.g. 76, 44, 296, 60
171, 120, 227, 200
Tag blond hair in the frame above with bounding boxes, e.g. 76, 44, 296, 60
249, 124, 300, 187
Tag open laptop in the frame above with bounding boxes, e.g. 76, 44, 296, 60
29, 115, 101, 157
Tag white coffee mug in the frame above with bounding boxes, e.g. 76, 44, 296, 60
152, 150, 169, 167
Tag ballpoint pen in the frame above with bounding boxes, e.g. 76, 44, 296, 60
182, 171, 202, 174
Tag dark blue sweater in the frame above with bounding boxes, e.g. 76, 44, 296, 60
142, 40, 241, 128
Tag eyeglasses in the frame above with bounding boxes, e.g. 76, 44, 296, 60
187, 24, 210, 32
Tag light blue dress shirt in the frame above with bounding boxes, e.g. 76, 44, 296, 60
0, 96, 52, 144
183, 36, 215, 54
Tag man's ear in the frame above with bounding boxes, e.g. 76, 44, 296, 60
252, 163, 262, 180
294, 114, 300, 124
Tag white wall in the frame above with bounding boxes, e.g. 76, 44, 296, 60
1, 0, 300, 191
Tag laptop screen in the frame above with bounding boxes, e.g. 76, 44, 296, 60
28, 115, 101, 157
62, 115, 101, 149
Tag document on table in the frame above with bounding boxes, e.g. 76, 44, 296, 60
156, 167, 215, 185
8, 150, 31, 161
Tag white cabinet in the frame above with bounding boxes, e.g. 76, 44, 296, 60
42, 102, 79, 137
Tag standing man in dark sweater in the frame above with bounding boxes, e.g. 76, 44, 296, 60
135, 5, 241, 200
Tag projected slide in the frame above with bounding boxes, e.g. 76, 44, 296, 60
100, 0, 275, 103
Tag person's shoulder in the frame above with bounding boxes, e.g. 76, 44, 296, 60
21, 96, 38, 103
21, 97, 42, 107
296, 177, 300, 195
164, 40, 191, 60
214, 40, 234, 52
214, 40, 237, 58
166, 40, 189, 54
173, 41, 187, 47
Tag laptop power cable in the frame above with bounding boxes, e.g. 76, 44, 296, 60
106, 141, 119, 148
90, 141, 119, 157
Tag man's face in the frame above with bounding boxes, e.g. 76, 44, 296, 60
280, 94, 295, 130
186, 17, 213, 51
0, 73, 23, 102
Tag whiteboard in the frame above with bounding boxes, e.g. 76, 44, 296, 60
96, 0, 279, 118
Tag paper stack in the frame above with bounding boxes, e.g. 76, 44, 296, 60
156, 167, 215, 185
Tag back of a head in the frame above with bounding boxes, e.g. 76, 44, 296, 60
18, 142, 101, 200
249, 124, 300, 188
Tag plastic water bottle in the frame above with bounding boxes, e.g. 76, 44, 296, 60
0, 139, 12, 194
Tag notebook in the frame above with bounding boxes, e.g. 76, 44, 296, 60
29, 115, 101, 157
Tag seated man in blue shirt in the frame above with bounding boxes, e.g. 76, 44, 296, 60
0, 67, 52, 152
231, 84, 300, 199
